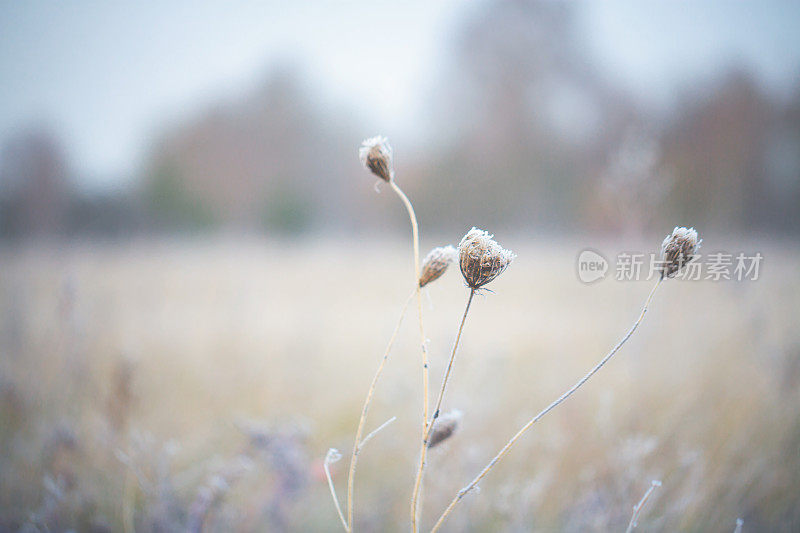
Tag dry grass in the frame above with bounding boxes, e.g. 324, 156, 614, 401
1, 237, 799, 531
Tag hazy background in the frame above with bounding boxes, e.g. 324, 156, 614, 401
1, 0, 799, 238
1, 1, 799, 532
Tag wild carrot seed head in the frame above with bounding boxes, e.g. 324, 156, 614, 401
660, 226, 701, 278
359, 135, 394, 182
458, 228, 515, 289
428, 410, 462, 449
419, 245, 457, 288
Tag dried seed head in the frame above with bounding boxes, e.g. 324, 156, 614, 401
358, 135, 394, 182
458, 228, 515, 289
428, 410, 462, 449
419, 245, 457, 288
324, 448, 342, 466
660, 226, 701, 278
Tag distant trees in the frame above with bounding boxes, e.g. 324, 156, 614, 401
132, 3, 799, 238
414, 0, 800, 236
661, 71, 800, 233
2, 1, 798, 240
142, 65, 362, 234
0, 127, 70, 238
0, 127, 141, 240
414, 0, 642, 233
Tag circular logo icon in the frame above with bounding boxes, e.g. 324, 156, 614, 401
576, 249, 608, 284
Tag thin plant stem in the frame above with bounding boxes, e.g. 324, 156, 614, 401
359, 416, 398, 448
346, 291, 414, 529
430, 289, 475, 432
324, 450, 349, 532
626, 480, 662, 533
411, 288, 475, 526
430, 278, 663, 533
388, 180, 429, 533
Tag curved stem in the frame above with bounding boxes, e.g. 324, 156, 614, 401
626, 480, 661, 533
430, 279, 663, 533
346, 291, 414, 530
411, 289, 475, 526
325, 453, 349, 532
388, 180, 428, 533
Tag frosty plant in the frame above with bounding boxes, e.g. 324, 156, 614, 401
342, 245, 456, 532
429, 226, 701, 532
426, 409, 462, 449
322, 136, 459, 532
325, 134, 702, 532
626, 479, 662, 533
411, 228, 515, 529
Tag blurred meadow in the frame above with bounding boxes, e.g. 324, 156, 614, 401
1, 1, 800, 531
2, 239, 799, 531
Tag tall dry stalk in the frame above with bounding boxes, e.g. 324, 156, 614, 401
340, 136, 438, 532
345, 291, 414, 530
386, 165, 430, 533
429, 289, 474, 433
387, 181, 431, 517
413, 228, 514, 529
410, 288, 473, 526
430, 278, 662, 531
429, 227, 700, 532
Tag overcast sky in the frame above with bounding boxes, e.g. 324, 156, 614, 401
1, 0, 798, 189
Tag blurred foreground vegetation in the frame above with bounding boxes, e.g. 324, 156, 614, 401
1, 239, 798, 531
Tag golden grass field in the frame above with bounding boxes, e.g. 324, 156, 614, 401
1, 237, 799, 531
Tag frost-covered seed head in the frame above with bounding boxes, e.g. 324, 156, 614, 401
458, 228, 515, 289
660, 226, 701, 278
324, 448, 342, 465
359, 135, 394, 182
428, 410, 462, 449
419, 245, 457, 288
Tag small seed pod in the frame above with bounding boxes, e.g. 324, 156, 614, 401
660, 226, 701, 278
458, 228, 515, 290
428, 410, 462, 449
358, 135, 394, 182
419, 245, 457, 288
